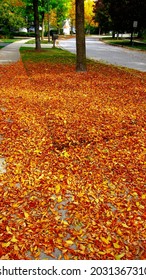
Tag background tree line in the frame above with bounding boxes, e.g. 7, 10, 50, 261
0, 0, 96, 37
1, 0, 146, 38
93, 0, 146, 38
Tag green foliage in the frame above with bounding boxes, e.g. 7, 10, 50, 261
23, 0, 72, 29
0, 0, 25, 35
94, 0, 146, 34
52, 0, 71, 27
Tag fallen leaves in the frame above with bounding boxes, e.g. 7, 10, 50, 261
0, 59, 146, 260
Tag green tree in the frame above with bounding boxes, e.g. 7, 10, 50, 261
0, 0, 25, 36
93, 0, 111, 34
93, 0, 146, 36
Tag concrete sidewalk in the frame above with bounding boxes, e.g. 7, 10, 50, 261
0, 39, 31, 64
0, 39, 52, 64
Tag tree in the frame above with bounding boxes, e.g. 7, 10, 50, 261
33, 0, 41, 50
53, 0, 71, 33
93, 0, 111, 34
0, 0, 25, 35
84, 0, 96, 34
68, 0, 76, 34
24, 0, 72, 40
93, 0, 146, 36
76, 0, 86, 72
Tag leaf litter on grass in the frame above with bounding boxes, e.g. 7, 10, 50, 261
0, 60, 146, 260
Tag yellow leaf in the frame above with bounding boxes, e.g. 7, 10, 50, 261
55, 184, 60, 194
122, 223, 129, 228
100, 235, 111, 245
78, 191, 84, 197
142, 194, 146, 199
6, 226, 12, 234
98, 251, 106, 255
115, 253, 125, 260
30, 196, 36, 201
57, 195, 62, 203
62, 150, 70, 158
14, 244, 19, 251
34, 149, 41, 154
132, 192, 138, 196
113, 242, 121, 249
136, 202, 140, 207
13, 203, 19, 208
11, 236, 18, 243
117, 228, 122, 236
80, 244, 86, 251
24, 211, 29, 219
66, 240, 74, 246
61, 220, 68, 225
88, 244, 94, 252
2, 242, 11, 248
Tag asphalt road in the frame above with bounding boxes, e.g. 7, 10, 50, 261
58, 36, 146, 72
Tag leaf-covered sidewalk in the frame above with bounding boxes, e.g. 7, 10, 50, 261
0, 59, 146, 260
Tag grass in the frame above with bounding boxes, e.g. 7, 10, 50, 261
25, 39, 53, 44
0, 38, 21, 43
102, 37, 146, 51
20, 47, 76, 64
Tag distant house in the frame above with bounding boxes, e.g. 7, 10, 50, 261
63, 19, 71, 35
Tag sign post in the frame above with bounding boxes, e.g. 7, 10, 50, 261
132, 21, 138, 46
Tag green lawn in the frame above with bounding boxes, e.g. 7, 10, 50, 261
102, 37, 146, 51
0, 38, 20, 43
20, 47, 76, 64
25, 39, 52, 44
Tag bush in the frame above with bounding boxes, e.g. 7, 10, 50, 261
142, 29, 146, 39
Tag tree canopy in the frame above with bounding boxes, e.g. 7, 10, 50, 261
0, 0, 25, 34
93, 0, 146, 35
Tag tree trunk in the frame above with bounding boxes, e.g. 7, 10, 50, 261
75, 0, 86, 72
33, 0, 41, 51
41, 12, 45, 41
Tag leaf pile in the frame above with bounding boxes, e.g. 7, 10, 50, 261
0, 59, 146, 260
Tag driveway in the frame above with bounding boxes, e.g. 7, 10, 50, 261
58, 36, 146, 72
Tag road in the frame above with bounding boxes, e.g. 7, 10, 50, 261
58, 36, 146, 72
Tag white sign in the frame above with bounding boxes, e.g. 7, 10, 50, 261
133, 21, 138, 28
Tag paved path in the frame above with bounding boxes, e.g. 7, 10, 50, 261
0, 39, 52, 64
58, 36, 146, 72
0, 39, 31, 64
